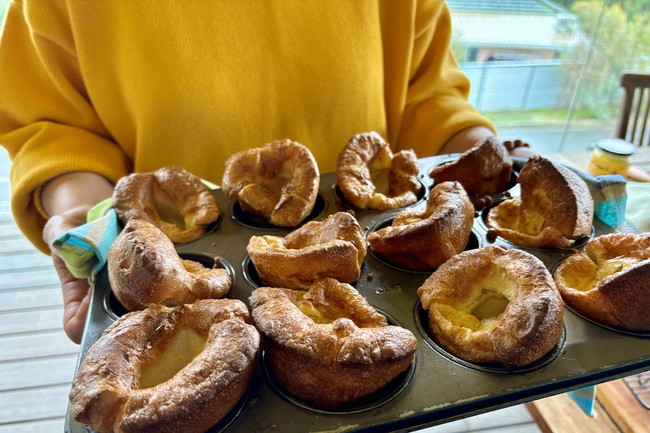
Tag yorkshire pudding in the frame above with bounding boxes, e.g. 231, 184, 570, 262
250, 278, 417, 408
69, 299, 260, 433
418, 245, 564, 367
553, 232, 650, 331
108, 219, 231, 310
336, 132, 421, 210
113, 166, 220, 244
429, 136, 513, 195
247, 212, 366, 289
487, 155, 594, 248
368, 181, 474, 271
222, 139, 319, 227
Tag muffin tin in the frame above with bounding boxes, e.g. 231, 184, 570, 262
65, 155, 650, 433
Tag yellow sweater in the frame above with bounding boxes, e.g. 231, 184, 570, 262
0, 0, 494, 253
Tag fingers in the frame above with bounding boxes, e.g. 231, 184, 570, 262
42, 206, 92, 246
503, 139, 538, 158
503, 139, 531, 151
43, 207, 95, 344
53, 254, 91, 344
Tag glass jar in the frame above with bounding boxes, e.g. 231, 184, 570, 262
588, 139, 636, 176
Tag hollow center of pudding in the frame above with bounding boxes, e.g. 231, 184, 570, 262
368, 150, 392, 195
153, 183, 186, 229
521, 208, 546, 235
293, 293, 333, 324
440, 273, 515, 331
139, 326, 206, 389
261, 159, 294, 198
470, 290, 510, 321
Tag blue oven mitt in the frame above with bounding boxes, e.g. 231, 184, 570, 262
51, 198, 121, 281
572, 170, 627, 228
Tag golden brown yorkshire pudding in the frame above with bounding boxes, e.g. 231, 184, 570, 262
418, 245, 564, 367
336, 131, 421, 210
368, 181, 474, 271
249, 278, 417, 408
553, 232, 650, 331
113, 166, 220, 244
69, 299, 260, 433
429, 136, 513, 195
222, 139, 319, 227
247, 212, 366, 289
108, 219, 231, 311
487, 155, 594, 248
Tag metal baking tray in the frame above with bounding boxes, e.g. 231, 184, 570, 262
65, 155, 650, 433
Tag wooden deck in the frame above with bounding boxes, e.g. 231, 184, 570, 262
0, 150, 79, 432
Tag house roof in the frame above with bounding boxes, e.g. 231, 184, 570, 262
447, 0, 568, 16
448, 0, 578, 50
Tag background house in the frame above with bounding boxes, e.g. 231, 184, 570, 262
448, 0, 580, 113
449, 0, 577, 63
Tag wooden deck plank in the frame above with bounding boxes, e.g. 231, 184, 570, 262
0, 221, 21, 236
0, 307, 65, 335
465, 405, 538, 430
1, 331, 79, 362
0, 384, 71, 424
0, 286, 62, 312
0, 418, 65, 433
0, 252, 52, 272
0, 269, 60, 290
0, 355, 76, 391
0, 235, 39, 254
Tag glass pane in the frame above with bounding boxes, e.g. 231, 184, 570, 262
450, 0, 650, 154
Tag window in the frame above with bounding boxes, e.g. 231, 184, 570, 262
450, 0, 650, 154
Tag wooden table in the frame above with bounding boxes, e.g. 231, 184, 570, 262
526, 378, 650, 433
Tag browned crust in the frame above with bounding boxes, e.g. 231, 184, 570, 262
487, 156, 594, 248
586, 232, 650, 261
429, 136, 513, 194
113, 166, 220, 244
367, 181, 474, 270
336, 132, 420, 210
417, 245, 564, 367
246, 212, 367, 289
69, 299, 260, 433
518, 156, 593, 237
249, 278, 417, 408
108, 219, 231, 310
553, 233, 650, 331
221, 139, 320, 227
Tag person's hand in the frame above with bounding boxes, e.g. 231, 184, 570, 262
42, 205, 94, 344
503, 139, 538, 158
39, 171, 115, 343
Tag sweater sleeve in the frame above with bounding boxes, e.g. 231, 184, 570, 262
381, 0, 496, 156
0, 0, 131, 253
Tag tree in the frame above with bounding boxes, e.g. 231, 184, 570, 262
562, 1, 650, 118
553, 0, 650, 17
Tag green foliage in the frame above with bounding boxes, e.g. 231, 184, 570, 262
562, 1, 650, 119
485, 108, 604, 125
555, 0, 650, 17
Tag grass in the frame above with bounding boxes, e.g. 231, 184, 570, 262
485, 108, 614, 128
